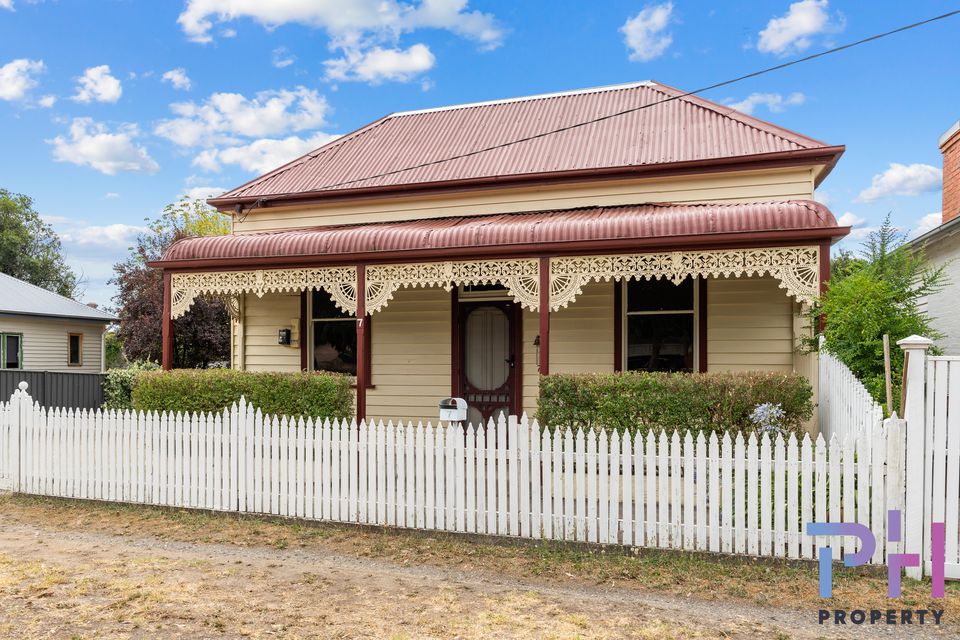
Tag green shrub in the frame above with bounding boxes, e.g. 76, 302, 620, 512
537, 371, 813, 436
130, 369, 353, 419
102, 360, 161, 410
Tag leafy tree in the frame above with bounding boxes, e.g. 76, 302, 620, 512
104, 329, 128, 370
0, 188, 77, 297
111, 199, 232, 368
812, 216, 947, 410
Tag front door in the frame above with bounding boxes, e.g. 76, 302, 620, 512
458, 301, 519, 427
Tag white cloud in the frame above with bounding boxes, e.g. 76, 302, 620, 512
835, 211, 876, 241
0, 0, 12, 10
38, 94, 56, 107
814, 189, 830, 206
60, 223, 147, 249
105, 192, 120, 199
72, 65, 122, 103
182, 185, 226, 201
48, 118, 159, 175
193, 132, 340, 174
177, 0, 503, 48
910, 212, 942, 239
757, 0, 840, 55
155, 86, 330, 147
177, 0, 500, 85
856, 163, 942, 202
836, 212, 864, 227
272, 47, 296, 69
620, 2, 673, 62
725, 91, 805, 115
0, 58, 45, 101
324, 43, 435, 83
162, 67, 192, 90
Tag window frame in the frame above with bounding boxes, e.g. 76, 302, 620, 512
67, 332, 83, 367
0, 332, 23, 370
307, 290, 373, 385
620, 278, 700, 373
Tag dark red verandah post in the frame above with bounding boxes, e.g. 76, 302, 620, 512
161, 270, 173, 370
355, 264, 367, 422
538, 257, 550, 375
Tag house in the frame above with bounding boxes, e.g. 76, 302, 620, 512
911, 119, 960, 353
151, 81, 849, 426
0, 272, 117, 373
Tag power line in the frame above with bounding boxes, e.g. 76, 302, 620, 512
295, 9, 960, 194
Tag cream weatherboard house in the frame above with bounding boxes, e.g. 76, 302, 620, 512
152, 82, 848, 427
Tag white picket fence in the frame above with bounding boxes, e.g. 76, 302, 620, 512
0, 385, 908, 564
818, 344, 885, 442
922, 355, 960, 578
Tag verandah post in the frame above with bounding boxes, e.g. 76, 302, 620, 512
538, 257, 550, 375
356, 264, 367, 422
161, 270, 174, 371
898, 334, 932, 579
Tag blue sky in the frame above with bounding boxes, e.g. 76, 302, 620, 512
1, 0, 957, 307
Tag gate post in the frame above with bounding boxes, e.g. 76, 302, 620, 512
898, 335, 933, 579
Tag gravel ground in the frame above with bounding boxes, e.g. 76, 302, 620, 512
0, 495, 955, 639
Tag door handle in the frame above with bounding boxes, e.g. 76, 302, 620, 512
505, 356, 515, 368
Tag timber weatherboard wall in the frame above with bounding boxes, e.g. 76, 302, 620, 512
0, 316, 106, 373
231, 167, 818, 233
239, 293, 301, 372
706, 277, 794, 373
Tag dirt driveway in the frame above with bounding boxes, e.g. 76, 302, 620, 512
0, 495, 956, 639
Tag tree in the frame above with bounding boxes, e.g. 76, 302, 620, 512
0, 188, 77, 297
111, 198, 232, 368
813, 216, 947, 409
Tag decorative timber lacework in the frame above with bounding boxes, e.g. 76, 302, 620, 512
365, 259, 540, 313
549, 246, 820, 311
170, 267, 358, 319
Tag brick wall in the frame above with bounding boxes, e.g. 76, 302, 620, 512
942, 123, 960, 223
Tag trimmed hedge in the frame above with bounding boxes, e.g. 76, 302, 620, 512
537, 371, 813, 436
102, 360, 161, 410
130, 369, 354, 419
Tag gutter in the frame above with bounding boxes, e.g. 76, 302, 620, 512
207, 146, 846, 211
149, 226, 850, 271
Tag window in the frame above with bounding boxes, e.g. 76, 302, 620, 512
68, 333, 83, 366
1, 333, 22, 370
311, 290, 357, 375
623, 278, 696, 373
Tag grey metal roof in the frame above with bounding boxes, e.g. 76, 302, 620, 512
0, 272, 117, 322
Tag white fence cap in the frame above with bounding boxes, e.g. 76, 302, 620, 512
896, 335, 934, 350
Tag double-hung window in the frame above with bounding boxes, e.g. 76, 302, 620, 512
310, 291, 357, 375
623, 278, 697, 372
1, 333, 22, 370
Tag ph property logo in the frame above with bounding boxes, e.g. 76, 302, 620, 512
806, 510, 947, 627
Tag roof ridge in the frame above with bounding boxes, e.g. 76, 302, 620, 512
389, 81, 656, 117
0, 271, 116, 320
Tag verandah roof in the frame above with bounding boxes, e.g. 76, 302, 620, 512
156, 200, 844, 269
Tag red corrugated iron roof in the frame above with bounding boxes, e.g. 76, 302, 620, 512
211, 82, 842, 206
157, 200, 844, 267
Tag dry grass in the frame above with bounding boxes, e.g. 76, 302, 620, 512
0, 493, 957, 639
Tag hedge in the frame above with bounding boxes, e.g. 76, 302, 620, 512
102, 360, 161, 410
537, 371, 813, 436
130, 369, 354, 419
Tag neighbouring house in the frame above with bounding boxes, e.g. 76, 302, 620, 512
0, 272, 117, 373
911, 119, 960, 354
151, 81, 849, 427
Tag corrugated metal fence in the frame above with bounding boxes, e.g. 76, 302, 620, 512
0, 371, 103, 409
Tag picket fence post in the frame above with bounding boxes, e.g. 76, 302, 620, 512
11, 382, 29, 492
898, 335, 932, 579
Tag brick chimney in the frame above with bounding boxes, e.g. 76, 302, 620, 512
941, 120, 960, 223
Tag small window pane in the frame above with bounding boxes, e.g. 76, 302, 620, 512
4, 335, 20, 369
313, 321, 357, 374
627, 278, 693, 312
626, 314, 694, 373
312, 290, 353, 319
69, 334, 81, 365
